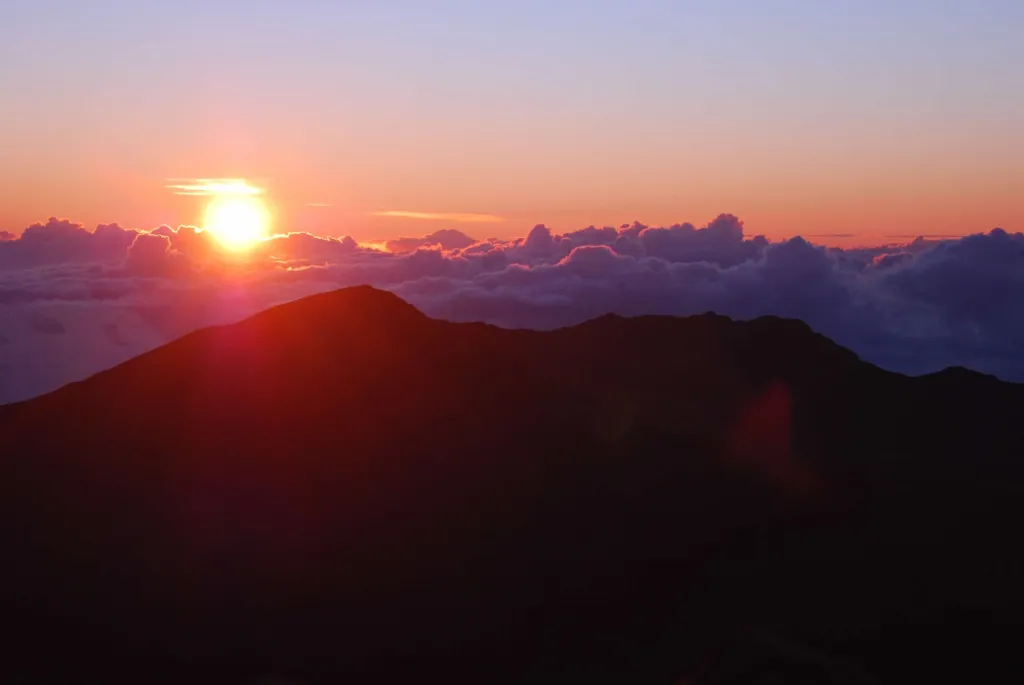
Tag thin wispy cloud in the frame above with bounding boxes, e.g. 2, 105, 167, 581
166, 179, 265, 196
306, 203, 332, 208
372, 211, 504, 223
887, 233, 966, 239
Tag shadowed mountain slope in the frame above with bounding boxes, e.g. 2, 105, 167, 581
1, 285, 1023, 683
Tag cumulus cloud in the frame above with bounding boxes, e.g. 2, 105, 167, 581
385, 229, 478, 253
0, 218, 138, 269
0, 213, 1021, 404
124, 232, 192, 276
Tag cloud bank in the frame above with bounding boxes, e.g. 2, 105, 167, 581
1, 214, 1022, 403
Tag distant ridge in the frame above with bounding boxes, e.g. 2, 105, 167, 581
1, 286, 1023, 683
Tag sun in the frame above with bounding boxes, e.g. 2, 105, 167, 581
203, 194, 271, 250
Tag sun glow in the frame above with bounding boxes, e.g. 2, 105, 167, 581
203, 193, 271, 250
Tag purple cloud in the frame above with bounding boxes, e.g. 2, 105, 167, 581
0, 218, 138, 270
385, 229, 479, 253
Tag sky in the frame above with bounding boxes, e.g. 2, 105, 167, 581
3, 1, 1024, 403
2, 0, 1021, 243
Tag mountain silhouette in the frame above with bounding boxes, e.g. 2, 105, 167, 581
1, 285, 1023, 683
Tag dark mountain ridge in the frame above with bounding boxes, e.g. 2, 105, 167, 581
1, 285, 1023, 683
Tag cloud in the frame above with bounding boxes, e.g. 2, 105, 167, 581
385, 229, 478, 253
887, 233, 967, 239
372, 211, 504, 223
1, 213, 1022, 404
125, 232, 191, 276
165, 178, 264, 196
0, 231, 14, 242
256, 231, 364, 264
0, 218, 138, 270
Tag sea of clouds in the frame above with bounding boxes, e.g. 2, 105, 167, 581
1, 214, 1022, 403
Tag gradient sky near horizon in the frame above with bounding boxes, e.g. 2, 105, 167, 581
2, 0, 1021, 245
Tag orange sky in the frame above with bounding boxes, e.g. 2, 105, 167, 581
3, 121, 1020, 248
3, 3, 1021, 248
2, 163, 1016, 248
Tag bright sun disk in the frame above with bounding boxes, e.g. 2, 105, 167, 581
203, 194, 271, 250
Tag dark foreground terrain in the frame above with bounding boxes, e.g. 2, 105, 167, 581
1, 286, 1022, 683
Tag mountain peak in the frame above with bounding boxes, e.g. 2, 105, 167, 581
255, 285, 426, 324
